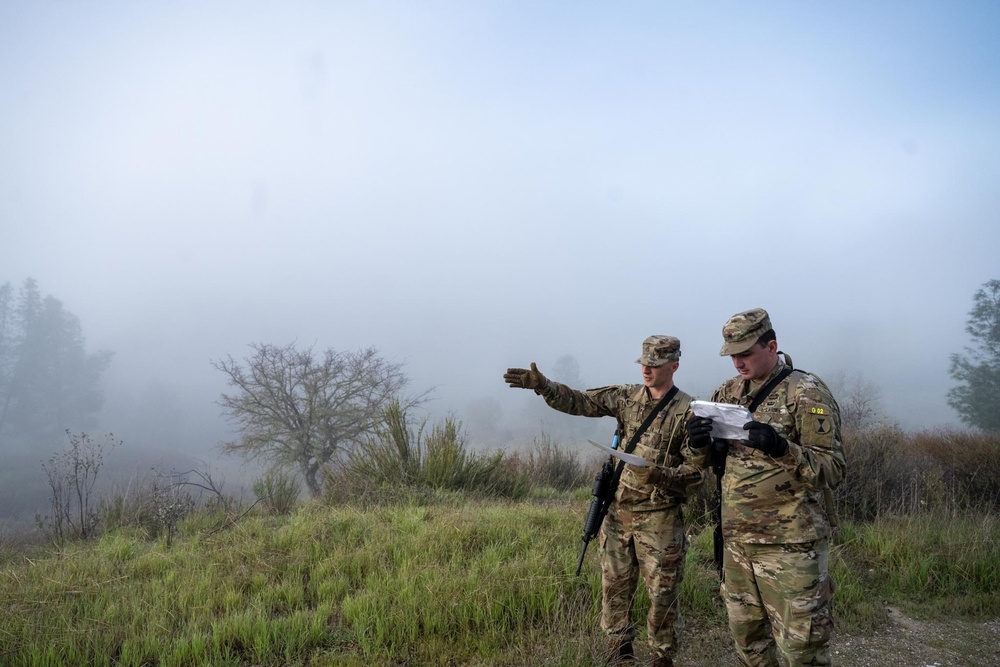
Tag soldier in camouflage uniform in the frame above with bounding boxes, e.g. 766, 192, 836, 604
686, 308, 846, 667
504, 336, 704, 667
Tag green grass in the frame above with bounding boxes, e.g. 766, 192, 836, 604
1, 500, 599, 666
832, 511, 1000, 627
1, 499, 996, 666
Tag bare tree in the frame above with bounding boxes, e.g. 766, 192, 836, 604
213, 343, 422, 497
826, 370, 886, 433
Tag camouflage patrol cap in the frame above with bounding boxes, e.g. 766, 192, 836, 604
719, 308, 772, 356
636, 335, 681, 367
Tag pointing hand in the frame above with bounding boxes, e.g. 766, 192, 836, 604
503, 362, 548, 390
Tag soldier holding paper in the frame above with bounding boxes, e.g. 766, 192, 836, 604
687, 308, 846, 667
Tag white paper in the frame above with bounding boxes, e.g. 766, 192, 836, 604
586, 439, 647, 467
690, 400, 753, 440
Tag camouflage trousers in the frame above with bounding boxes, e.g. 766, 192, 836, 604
599, 504, 687, 660
722, 538, 835, 667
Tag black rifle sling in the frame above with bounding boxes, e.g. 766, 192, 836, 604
611, 385, 679, 484
746, 366, 794, 414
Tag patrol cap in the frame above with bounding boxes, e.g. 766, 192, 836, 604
719, 308, 772, 356
636, 335, 681, 366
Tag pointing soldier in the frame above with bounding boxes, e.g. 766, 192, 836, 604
687, 309, 846, 667
505, 336, 704, 667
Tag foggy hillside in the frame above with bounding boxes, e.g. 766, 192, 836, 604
3, 3, 999, 528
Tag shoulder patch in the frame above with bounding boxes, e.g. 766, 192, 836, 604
804, 410, 835, 438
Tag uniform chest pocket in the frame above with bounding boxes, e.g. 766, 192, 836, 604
634, 418, 676, 465
621, 398, 640, 424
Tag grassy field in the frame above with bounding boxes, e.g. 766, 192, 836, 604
1, 493, 998, 666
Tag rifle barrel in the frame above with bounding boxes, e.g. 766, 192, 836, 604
574, 539, 589, 576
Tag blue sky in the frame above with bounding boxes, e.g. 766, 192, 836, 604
2, 1, 999, 456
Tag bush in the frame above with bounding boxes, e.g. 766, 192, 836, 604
38, 431, 119, 544
338, 401, 529, 502
839, 427, 1000, 521
100, 472, 196, 544
839, 426, 915, 521
913, 429, 1000, 511
521, 433, 590, 492
252, 470, 301, 515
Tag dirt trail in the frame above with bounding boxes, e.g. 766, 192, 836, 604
676, 609, 1000, 666
831, 608, 1000, 667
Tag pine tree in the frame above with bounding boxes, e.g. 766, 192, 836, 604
948, 279, 1000, 431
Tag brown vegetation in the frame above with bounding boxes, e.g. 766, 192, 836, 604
839, 427, 1000, 522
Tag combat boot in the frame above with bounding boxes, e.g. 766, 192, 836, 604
608, 639, 634, 664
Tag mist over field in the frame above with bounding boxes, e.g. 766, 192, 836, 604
3, 2, 999, 522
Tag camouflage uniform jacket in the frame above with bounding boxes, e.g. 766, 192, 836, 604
711, 359, 846, 544
537, 381, 704, 511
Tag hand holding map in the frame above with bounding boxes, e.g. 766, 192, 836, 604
690, 400, 753, 440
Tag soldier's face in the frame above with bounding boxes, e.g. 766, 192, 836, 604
730, 339, 778, 381
641, 361, 678, 391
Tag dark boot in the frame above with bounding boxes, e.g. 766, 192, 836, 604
609, 639, 634, 664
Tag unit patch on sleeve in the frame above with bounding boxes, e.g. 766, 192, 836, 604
802, 408, 835, 442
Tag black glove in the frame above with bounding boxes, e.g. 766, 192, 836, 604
503, 362, 548, 390
686, 416, 714, 449
743, 421, 788, 457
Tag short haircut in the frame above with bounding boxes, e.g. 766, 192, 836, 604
756, 329, 776, 347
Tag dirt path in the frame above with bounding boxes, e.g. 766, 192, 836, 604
676, 609, 1000, 666
831, 608, 1000, 667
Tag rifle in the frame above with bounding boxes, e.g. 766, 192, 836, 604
575, 433, 620, 576
574, 385, 678, 576
711, 439, 727, 576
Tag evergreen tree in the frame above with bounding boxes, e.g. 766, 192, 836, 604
0, 279, 112, 447
948, 279, 1000, 431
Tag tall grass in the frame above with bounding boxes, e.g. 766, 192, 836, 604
0, 499, 606, 666
4, 421, 999, 665
336, 401, 529, 502
2, 495, 998, 665
505, 432, 592, 493
833, 511, 1000, 624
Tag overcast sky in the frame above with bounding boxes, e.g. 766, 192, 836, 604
3, 1, 999, 462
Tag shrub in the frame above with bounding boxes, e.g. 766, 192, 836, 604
521, 432, 590, 492
100, 468, 237, 544
839, 426, 915, 521
38, 431, 120, 544
339, 401, 529, 502
839, 427, 1000, 521
913, 429, 1000, 512
252, 470, 302, 515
